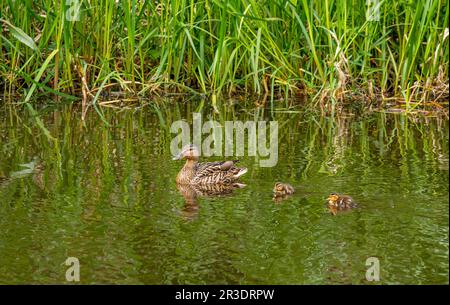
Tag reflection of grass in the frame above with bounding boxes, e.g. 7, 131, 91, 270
1, 104, 447, 191
0, 104, 448, 284
0, 1, 448, 111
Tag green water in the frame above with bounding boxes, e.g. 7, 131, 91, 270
0, 101, 448, 284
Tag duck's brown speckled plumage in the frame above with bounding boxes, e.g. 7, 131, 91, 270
176, 181, 246, 220
174, 145, 247, 185
177, 182, 245, 199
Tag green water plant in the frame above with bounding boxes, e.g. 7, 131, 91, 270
0, 0, 448, 112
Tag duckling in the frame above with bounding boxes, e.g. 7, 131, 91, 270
173, 144, 247, 185
273, 182, 295, 197
327, 193, 357, 215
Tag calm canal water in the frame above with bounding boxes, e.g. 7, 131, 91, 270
0, 100, 448, 284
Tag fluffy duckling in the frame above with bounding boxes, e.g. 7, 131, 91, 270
273, 182, 295, 197
327, 193, 357, 215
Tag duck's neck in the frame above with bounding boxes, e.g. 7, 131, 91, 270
177, 159, 198, 184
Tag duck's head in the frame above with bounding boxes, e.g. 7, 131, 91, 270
327, 193, 339, 205
273, 182, 285, 193
173, 144, 200, 161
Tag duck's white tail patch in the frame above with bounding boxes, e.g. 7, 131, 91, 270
234, 168, 247, 178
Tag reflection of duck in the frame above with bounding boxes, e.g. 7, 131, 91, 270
31, 163, 46, 191
327, 193, 357, 215
1, 157, 45, 190
173, 145, 247, 185
176, 184, 200, 220
176, 183, 246, 220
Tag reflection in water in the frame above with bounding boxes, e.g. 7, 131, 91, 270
176, 184, 200, 220
272, 194, 293, 204
0, 157, 46, 191
0, 102, 448, 284
176, 183, 246, 220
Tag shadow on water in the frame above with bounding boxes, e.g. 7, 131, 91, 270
0, 99, 448, 284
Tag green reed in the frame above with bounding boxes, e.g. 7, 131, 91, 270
0, 0, 448, 109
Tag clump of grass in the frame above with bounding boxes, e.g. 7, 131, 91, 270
0, 0, 448, 112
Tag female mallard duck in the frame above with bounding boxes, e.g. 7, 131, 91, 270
327, 193, 357, 214
173, 144, 247, 185
273, 182, 295, 197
